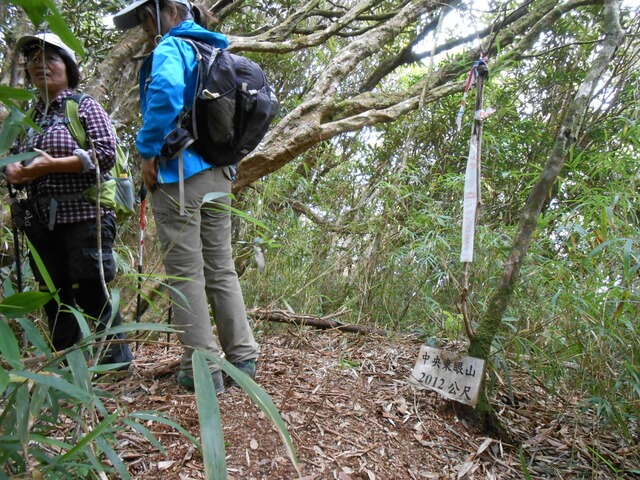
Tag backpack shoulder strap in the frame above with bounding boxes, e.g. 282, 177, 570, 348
173, 36, 210, 134
175, 36, 206, 102
174, 35, 204, 54
65, 93, 91, 149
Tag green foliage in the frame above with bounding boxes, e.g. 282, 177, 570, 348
0, 309, 174, 479
0, 169, 294, 479
192, 351, 227, 479
0, 277, 296, 478
233, 2, 640, 445
0, 233, 181, 477
0, 100, 36, 156
486, 133, 640, 437
6, 0, 84, 58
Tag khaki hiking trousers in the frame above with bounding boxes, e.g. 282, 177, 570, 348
150, 165, 259, 376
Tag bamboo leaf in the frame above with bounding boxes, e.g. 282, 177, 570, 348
0, 368, 9, 396
92, 322, 176, 338
67, 349, 94, 394
0, 322, 22, 369
26, 237, 59, 304
12, 370, 92, 403
0, 290, 56, 318
201, 192, 270, 231
122, 418, 166, 452
7, 1, 85, 58
202, 192, 230, 204
192, 350, 227, 480
0, 86, 34, 102
0, 154, 40, 171
200, 351, 300, 474
0, 108, 30, 155
28, 382, 50, 424
622, 238, 632, 281
66, 305, 92, 341
16, 318, 52, 358
56, 412, 120, 462
24, 433, 74, 451
15, 386, 30, 449
128, 411, 200, 446
96, 436, 131, 480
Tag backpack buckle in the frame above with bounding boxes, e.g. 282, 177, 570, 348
161, 127, 195, 161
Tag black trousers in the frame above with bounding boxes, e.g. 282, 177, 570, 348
24, 212, 133, 365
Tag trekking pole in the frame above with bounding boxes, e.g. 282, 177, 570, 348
8, 184, 23, 293
8, 183, 26, 349
135, 184, 147, 351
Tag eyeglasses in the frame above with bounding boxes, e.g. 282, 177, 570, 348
25, 52, 64, 66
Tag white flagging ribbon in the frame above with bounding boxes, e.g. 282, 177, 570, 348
460, 135, 479, 263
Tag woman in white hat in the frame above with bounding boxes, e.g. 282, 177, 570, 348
5, 33, 134, 370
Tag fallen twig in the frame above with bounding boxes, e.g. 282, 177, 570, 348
248, 307, 388, 336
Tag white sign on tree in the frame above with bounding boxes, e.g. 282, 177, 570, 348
408, 346, 485, 407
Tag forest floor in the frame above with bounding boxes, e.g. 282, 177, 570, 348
98, 326, 640, 480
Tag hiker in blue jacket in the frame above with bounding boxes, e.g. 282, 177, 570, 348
5, 33, 133, 370
113, 0, 260, 393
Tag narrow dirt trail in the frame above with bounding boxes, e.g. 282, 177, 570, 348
98, 329, 639, 479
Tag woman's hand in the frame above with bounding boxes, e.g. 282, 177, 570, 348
4, 162, 22, 185
141, 157, 158, 192
5, 148, 56, 184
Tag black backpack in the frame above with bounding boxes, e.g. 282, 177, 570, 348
169, 37, 279, 167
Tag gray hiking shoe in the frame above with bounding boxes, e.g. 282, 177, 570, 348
226, 360, 257, 388
178, 369, 225, 394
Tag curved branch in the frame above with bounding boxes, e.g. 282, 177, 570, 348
227, 0, 401, 52
273, 199, 353, 232
248, 307, 388, 335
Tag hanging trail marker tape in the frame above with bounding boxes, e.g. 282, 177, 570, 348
408, 346, 485, 407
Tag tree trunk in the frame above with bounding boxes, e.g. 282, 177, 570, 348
465, 0, 625, 432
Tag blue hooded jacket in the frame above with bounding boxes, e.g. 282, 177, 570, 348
137, 21, 229, 184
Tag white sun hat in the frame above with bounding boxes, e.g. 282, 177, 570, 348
16, 32, 77, 63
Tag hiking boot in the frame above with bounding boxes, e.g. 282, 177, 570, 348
226, 360, 257, 388
178, 369, 225, 394
99, 343, 134, 372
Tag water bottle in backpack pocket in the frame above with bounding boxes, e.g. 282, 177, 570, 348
81, 141, 135, 223
64, 95, 135, 222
